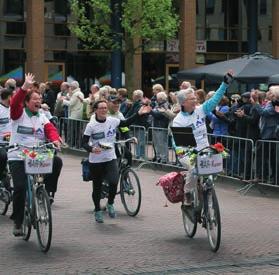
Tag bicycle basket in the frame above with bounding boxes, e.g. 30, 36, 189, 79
23, 149, 54, 174
157, 172, 185, 203
196, 153, 223, 176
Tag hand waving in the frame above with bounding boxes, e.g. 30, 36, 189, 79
22, 73, 35, 91
138, 105, 152, 115
224, 70, 234, 85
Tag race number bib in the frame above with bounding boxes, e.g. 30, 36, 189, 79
193, 126, 209, 150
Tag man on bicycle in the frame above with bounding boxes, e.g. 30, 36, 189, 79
0, 88, 13, 190
82, 100, 151, 223
172, 72, 233, 205
8, 73, 63, 236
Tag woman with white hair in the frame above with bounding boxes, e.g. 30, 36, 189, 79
172, 72, 233, 204
61, 81, 84, 120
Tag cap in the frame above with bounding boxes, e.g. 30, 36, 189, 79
108, 95, 121, 103
241, 92, 251, 98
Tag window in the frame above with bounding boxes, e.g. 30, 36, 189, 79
4, 0, 24, 15
55, 0, 70, 16
6, 22, 26, 35
206, 0, 215, 14
260, 0, 267, 15
54, 23, 70, 36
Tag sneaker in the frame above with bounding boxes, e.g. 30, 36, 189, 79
95, 211, 104, 223
107, 203, 116, 218
13, 224, 23, 237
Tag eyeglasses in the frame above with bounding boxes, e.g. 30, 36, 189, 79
185, 97, 197, 101
97, 107, 107, 110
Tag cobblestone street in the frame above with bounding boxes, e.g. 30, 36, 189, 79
1, 153, 279, 274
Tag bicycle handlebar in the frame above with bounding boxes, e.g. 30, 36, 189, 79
8, 142, 58, 151
114, 137, 137, 145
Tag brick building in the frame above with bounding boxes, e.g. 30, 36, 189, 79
0, 0, 278, 95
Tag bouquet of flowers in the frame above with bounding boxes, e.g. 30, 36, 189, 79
210, 142, 229, 159
175, 146, 198, 166
19, 148, 54, 161
175, 142, 229, 167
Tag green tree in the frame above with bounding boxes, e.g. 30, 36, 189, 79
69, 0, 179, 93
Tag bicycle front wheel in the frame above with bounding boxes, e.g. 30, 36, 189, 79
22, 205, 32, 241
206, 188, 221, 252
120, 168, 141, 216
181, 190, 197, 238
35, 187, 52, 252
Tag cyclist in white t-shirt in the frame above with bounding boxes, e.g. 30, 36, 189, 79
0, 88, 12, 189
8, 73, 63, 236
172, 72, 233, 205
82, 100, 151, 223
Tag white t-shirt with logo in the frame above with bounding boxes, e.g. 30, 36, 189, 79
0, 104, 11, 142
84, 116, 121, 163
8, 110, 49, 160
172, 105, 209, 150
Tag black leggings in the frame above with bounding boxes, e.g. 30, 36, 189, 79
9, 156, 63, 225
0, 148, 7, 179
89, 159, 119, 211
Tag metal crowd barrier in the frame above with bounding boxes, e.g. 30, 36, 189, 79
207, 134, 254, 181
59, 117, 89, 151
58, 118, 279, 190
254, 140, 279, 187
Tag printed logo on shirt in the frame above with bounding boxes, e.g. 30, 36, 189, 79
0, 118, 9, 124
17, 125, 34, 135
107, 126, 116, 138
35, 128, 45, 140
92, 132, 105, 140
196, 117, 205, 128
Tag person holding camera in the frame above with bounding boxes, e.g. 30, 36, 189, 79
255, 86, 279, 184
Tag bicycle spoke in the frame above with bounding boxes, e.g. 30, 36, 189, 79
120, 168, 141, 216
206, 190, 221, 252
36, 188, 52, 252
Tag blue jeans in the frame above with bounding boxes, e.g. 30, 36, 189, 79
134, 128, 145, 159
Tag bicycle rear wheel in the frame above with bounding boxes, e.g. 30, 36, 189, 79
0, 189, 9, 215
120, 167, 141, 216
22, 205, 32, 241
206, 188, 221, 252
35, 187, 52, 252
181, 190, 197, 238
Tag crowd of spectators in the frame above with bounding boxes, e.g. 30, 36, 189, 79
1, 77, 278, 184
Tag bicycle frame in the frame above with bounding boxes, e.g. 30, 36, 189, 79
26, 175, 45, 222
180, 146, 222, 252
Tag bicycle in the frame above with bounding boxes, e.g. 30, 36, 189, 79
178, 146, 223, 252
0, 142, 13, 216
11, 142, 56, 253
101, 137, 142, 216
